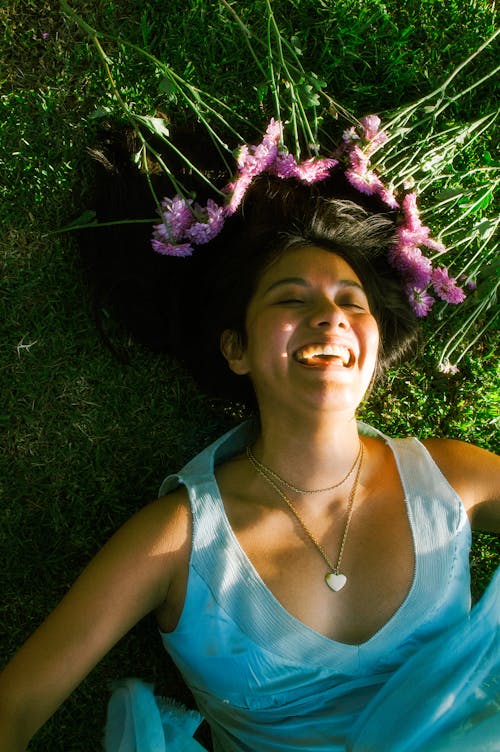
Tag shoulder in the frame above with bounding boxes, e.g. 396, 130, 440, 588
420, 437, 499, 495
421, 438, 500, 531
85, 487, 192, 611
120, 487, 192, 567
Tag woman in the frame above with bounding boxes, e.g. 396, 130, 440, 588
0, 134, 499, 752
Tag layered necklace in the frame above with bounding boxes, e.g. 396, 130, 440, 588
246, 442, 364, 592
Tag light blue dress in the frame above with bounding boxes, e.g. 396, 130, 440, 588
104, 422, 500, 751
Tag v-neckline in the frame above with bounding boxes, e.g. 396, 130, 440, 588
208, 421, 418, 653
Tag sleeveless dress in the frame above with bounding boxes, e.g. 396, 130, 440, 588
104, 422, 500, 751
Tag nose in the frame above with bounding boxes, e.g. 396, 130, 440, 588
309, 298, 350, 329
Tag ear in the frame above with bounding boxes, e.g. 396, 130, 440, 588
220, 329, 250, 375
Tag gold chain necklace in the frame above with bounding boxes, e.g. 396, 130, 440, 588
246, 443, 362, 494
247, 444, 364, 592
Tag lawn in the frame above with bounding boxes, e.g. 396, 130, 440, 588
1, 1, 498, 749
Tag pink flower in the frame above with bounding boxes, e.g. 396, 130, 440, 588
439, 361, 459, 375
399, 193, 446, 253
343, 140, 398, 205
225, 173, 253, 215
185, 199, 226, 244
294, 157, 337, 183
264, 118, 282, 143
359, 114, 388, 150
377, 185, 399, 209
342, 126, 359, 144
151, 238, 194, 257
344, 145, 385, 195
235, 119, 281, 179
402, 193, 420, 232
405, 286, 435, 317
345, 167, 384, 195
359, 115, 382, 140
343, 116, 387, 151
348, 145, 370, 174
431, 267, 466, 304
257, 149, 337, 184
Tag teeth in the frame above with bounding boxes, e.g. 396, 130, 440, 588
295, 344, 350, 365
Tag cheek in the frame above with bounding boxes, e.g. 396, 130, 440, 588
243, 314, 296, 370
369, 329, 382, 379
362, 319, 381, 366
370, 324, 380, 352
246, 310, 294, 343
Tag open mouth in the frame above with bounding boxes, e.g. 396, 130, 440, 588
294, 343, 354, 367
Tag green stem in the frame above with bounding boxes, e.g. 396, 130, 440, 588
383, 26, 500, 134
219, 0, 269, 81
45, 218, 158, 236
266, 7, 283, 129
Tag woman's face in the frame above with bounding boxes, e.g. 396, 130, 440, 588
222, 245, 380, 418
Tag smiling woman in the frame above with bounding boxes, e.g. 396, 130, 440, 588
0, 122, 499, 752
221, 247, 380, 417
182, 176, 420, 409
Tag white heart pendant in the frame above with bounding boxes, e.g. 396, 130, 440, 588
325, 572, 347, 592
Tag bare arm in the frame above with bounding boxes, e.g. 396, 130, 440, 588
423, 439, 500, 532
0, 489, 191, 751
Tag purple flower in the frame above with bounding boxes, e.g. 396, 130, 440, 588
390, 244, 432, 289
271, 152, 298, 179
158, 196, 193, 240
151, 238, 193, 257
405, 285, 435, 317
185, 199, 226, 244
431, 267, 466, 304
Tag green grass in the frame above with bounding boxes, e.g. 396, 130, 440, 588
1, 1, 498, 749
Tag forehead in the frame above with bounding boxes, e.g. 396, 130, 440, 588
257, 245, 364, 291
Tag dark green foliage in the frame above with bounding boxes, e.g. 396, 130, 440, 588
1, 1, 498, 749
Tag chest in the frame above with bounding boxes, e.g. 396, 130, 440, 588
222, 466, 415, 645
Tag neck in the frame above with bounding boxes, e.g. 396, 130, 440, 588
252, 409, 362, 492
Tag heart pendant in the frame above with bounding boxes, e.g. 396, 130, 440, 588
325, 572, 347, 592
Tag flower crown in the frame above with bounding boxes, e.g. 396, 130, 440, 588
151, 116, 465, 317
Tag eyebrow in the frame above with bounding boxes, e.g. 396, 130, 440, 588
263, 276, 366, 294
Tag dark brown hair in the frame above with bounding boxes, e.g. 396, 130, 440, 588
79, 129, 419, 407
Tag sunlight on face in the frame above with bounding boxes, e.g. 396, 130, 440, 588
231, 246, 380, 416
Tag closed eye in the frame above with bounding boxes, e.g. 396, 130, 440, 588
337, 295, 370, 311
341, 302, 366, 310
276, 298, 305, 305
